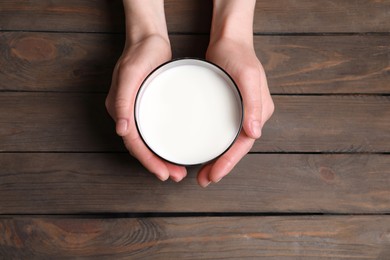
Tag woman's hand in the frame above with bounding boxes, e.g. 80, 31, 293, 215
197, 0, 274, 187
105, 0, 187, 182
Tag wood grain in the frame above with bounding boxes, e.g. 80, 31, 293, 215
0, 216, 389, 258
0, 153, 389, 214
1, 0, 389, 33
0, 93, 389, 153
1, 32, 389, 93
0, 32, 121, 93
257, 95, 390, 153
259, 36, 390, 94
1, 1, 388, 257
0, 32, 208, 92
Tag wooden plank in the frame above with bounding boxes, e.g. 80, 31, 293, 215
1, 0, 389, 33
257, 95, 390, 153
0, 32, 121, 93
1, 32, 389, 94
253, 0, 390, 33
0, 153, 389, 214
0, 32, 208, 92
259, 36, 390, 94
0, 0, 126, 33
0, 216, 388, 258
0, 93, 389, 153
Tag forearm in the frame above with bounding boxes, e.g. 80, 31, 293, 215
123, 0, 169, 44
210, 0, 256, 45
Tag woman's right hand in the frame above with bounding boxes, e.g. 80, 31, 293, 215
105, 0, 187, 182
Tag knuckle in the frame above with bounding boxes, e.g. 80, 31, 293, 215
220, 156, 234, 171
258, 62, 266, 75
115, 97, 130, 111
263, 97, 275, 121
268, 98, 275, 115
144, 152, 154, 163
116, 61, 131, 76
116, 59, 142, 78
105, 96, 115, 118
105, 96, 111, 110
241, 66, 260, 82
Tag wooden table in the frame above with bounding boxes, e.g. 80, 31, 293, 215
1, 1, 390, 258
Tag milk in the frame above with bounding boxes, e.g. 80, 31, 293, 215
135, 59, 243, 165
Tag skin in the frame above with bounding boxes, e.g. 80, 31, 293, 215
106, 0, 274, 187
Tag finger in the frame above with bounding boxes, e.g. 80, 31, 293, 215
207, 132, 255, 183
235, 67, 265, 139
105, 62, 121, 120
197, 163, 213, 188
260, 80, 274, 127
114, 64, 146, 137
123, 133, 170, 181
166, 163, 187, 182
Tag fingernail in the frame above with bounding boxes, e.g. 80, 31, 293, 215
116, 119, 128, 136
213, 177, 222, 183
170, 175, 182, 183
156, 173, 169, 182
251, 120, 261, 138
202, 181, 211, 188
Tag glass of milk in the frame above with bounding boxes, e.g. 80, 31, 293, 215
135, 58, 243, 166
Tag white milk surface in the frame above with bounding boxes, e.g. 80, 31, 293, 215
135, 60, 242, 165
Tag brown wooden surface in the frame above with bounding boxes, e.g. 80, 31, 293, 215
1, 0, 389, 258
0, 153, 389, 214
1, 0, 390, 33
0, 216, 389, 259
1, 93, 389, 153
1, 32, 389, 93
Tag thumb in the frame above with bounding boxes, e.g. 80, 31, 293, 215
114, 65, 145, 137
115, 98, 132, 137
236, 68, 263, 139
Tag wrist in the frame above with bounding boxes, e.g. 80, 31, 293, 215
123, 0, 169, 45
210, 0, 255, 46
